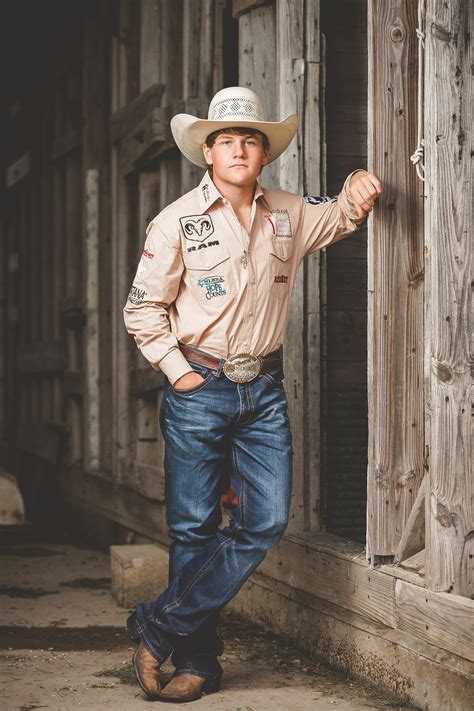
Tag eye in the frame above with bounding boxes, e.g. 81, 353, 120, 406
245, 139, 256, 145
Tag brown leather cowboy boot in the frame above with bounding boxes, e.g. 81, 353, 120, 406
132, 641, 162, 699
157, 673, 221, 703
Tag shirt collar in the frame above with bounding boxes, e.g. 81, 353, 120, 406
197, 171, 270, 212
254, 181, 271, 211
197, 172, 222, 212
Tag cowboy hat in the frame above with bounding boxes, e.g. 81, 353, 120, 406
170, 87, 298, 168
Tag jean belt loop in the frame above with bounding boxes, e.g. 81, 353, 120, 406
215, 357, 225, 378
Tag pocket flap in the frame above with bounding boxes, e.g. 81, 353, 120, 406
268, 239, 293, 262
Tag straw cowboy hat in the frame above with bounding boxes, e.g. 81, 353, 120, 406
170, 86, 298, 168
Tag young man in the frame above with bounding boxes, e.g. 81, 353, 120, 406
123, 86, 381, 703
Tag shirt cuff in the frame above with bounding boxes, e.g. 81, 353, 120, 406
338, 169, 367, 223
156, 349, 194, 385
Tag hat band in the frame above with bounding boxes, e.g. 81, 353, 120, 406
208, 97, 264, 122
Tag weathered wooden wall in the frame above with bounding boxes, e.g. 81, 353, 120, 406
367, 0, 424, 560
424, 0, 472, 597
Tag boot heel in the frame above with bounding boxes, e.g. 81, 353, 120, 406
202, 676, 221, 695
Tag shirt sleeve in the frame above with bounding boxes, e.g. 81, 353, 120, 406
123, 219, 193, 385
299, 170, 367, 255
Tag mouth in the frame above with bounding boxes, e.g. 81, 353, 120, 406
230, 164, 248, 168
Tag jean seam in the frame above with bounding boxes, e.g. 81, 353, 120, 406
159, 536, 234, 615
232, 443, 246, 528
247, 380, 255, 413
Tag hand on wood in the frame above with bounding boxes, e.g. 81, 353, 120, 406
348, 171, 382, 218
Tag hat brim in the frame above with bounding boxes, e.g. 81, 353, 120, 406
170, 113, 298, 168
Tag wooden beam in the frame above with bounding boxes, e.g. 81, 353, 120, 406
367, 0, 424, 558
396, 580, 474, 663
276, 0, 306, 532
424, 0, 472, 596
259, 532, 396, 627
395, 477, 425, 563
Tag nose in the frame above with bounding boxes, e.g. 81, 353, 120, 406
233, 140, 245, 158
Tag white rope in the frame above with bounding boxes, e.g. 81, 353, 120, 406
410, 0, 426, 181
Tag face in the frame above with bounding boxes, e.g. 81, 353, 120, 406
202, 132, 269, 187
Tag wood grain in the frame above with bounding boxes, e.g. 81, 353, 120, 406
367, 0, 424, 558
424, 0, 472, 597
396, 580, 474, 662
259, 533, 397, 627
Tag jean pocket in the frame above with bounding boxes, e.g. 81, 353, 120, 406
262, 368, 285, 385
170, 367, 214, 396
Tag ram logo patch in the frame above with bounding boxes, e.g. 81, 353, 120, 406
179, 214, 215, 243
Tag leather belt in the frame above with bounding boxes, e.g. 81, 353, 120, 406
179, 343, 282, 384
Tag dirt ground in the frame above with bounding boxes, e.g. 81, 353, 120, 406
0, 535, 418, 711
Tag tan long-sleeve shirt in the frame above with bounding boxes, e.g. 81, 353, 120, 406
123, 170, 364, 384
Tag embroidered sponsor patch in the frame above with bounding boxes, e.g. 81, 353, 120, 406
264, 210, 292, 239
198, 275, 226, 300
201, 183, 211, 203
304, 195, 332, 205
186, 239, 220, 253
143, 249, 154, 259
274, 275, 288, 283
128, 285, 147, 305
179, 214, 215, 242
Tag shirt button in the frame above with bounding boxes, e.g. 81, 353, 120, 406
250, 278, 256, 285
242, 341, 248, 347
248, 311, 253, 317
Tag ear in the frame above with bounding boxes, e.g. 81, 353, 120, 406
261, 149, 270, 167
202, 143, 213, 166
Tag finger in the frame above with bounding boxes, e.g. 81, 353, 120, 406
356, 183, 376, 206
352, 187, 374, 213
352, 198, 368, 218
366, 174, 382, 195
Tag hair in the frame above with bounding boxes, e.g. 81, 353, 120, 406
205, 126, 270, 152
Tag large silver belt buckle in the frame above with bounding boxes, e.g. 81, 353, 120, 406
223, 353, 261, 383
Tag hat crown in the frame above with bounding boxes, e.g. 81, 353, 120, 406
207, 87, 264, 122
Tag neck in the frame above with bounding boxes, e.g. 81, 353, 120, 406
211, 173, 256, 210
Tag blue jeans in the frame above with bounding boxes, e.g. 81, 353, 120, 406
128, 359, 292, 680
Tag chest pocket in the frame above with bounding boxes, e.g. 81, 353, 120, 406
268, 239, 293, 300
183, 244, 234, 303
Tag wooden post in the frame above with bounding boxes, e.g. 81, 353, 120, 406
424, 0, 472, 596
367, 1, 424, 559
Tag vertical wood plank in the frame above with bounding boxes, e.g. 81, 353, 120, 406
367, 0, 424, 558
276, 0, 305, 531
424, 0, 472, 596
303, 2, 322, 530
140, 0, 161, 90
160, 0, 183, 105
238, 3, 278, 188
85, 169, 100, 469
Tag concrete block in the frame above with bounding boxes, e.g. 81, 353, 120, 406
110, 544, 169, 608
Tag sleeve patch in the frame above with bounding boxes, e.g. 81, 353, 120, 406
128, 286, 147, 305
304, 195, 333, 205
